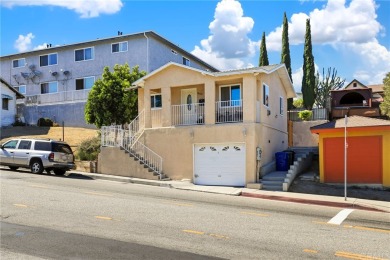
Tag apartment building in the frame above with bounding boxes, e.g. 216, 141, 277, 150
0, 31, 218, 127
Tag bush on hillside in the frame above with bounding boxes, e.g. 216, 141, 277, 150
77, 136, 101, 161
37, 117, 53, 127
298, 110, 313, 121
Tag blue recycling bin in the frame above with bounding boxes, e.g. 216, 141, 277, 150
275, 152, 289, 171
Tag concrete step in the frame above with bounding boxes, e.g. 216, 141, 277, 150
261, 184, 283, 191
261, 180, 284, 185
262, 171, 287, 181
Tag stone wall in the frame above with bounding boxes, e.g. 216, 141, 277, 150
292, 120, 328, 147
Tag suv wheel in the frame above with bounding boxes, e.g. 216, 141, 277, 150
9, 166, 19, 171
54, 169, 66, 176
30, 160, 44, 174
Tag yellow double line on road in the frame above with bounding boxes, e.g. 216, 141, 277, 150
335, 251, 388, 260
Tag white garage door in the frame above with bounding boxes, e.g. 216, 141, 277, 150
194, 143, 246, 186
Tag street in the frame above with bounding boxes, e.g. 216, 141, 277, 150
1, 168, 389, 259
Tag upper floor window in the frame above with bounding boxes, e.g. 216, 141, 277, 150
75, 47, 94, 61
41, 81, 58, 94
13, 58, 26, 68
76, 76, 95, 90
220, 84, 241, 106
263, 83, 269, 107
279, 97, 284, 115
151, 94, 162, 109
40, 53, 58, 67
112, 42, 128, 53
14, 85, 26, 94
183, 57, 190, 66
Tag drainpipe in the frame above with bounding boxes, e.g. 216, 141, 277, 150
144, 32, 149, 73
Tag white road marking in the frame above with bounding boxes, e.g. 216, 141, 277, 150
328, 209, 355, 225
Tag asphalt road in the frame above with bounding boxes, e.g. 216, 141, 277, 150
1, 169, 389, 259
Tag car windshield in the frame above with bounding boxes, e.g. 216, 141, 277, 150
52, 143, 73, 154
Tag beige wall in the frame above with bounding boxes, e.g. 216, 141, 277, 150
293, 120, 328, 147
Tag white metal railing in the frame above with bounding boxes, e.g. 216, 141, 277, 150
151, 109, 162, 128
171, 103, 204, 126
22, 89, 91, 105
215, 100, 243, 123
127, 110, 145, 136
129, 140, 163, 177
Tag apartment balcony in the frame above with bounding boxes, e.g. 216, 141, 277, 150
216, 100, 243, 123
18, 89, 91, 105
171, 103, 205, 126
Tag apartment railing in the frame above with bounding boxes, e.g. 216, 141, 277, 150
216, 100, 243, 123
171, 103, 205, 126
151, 109, 162, 128
287, 108, 329, 121
127, 110, 145, 136
22, 89, 91, 105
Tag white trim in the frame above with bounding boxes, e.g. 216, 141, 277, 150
39, 53, 58, 67
182, 56, 190, 66
74, 46, 94, 62
40, 81, 58, 94
111, 41, 128, 53
219, 83, 242, 103
279, 96, 284, 116
263, 83, 270, 108
75, 76, 95, 90
12, 58, 26, 68
14, 85, 26, 94
151, 93, 162, 109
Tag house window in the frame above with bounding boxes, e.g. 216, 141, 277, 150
263, 83, 269, 107
40, 53, 58, 67
279, 97, 284, 115
75, 47, 94, 61
220, 84, 241, 106
183, 57, 190, 66
151, 94, 162, 109
14, 85, 26, 94
41, 81, 58, 94
112, 42, 128, 53
2, 98, 9, 110
76, 76, 95, 90
12, 58, 26, 68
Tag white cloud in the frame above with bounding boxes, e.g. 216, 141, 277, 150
191, 0, 257, 70
1, 0, 123, 18
33, 43, 48, 50
14, 33, 35, 52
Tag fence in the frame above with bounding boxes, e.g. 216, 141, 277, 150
287, 108, 329, 121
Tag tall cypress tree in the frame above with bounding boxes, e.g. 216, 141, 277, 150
301, 19, 315, 110
281, 12, 293, 109
259, 32, 269, 66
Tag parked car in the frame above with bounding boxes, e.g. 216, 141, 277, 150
0, 138, 76, 175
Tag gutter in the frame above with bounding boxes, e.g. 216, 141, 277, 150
144, 32, 149, 73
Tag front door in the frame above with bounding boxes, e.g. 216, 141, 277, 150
181, 88, 197, 125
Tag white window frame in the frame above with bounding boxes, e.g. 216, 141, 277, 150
111, 41, 128, 53
182, 57, 190, 66
151, 94, 162, 109
12, 58, 26, 68
263, 83, 270, 107
39, 53, 58, 67
75, 76, 95, 90
75, 47, 94, 62
219, 84, 242, 107
14, 85, 26, 94
40, 81, 58, 94
279, 96, 284, 116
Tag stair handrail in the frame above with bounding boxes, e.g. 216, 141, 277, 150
128, 140, 163, 179
128, 110, 145, 137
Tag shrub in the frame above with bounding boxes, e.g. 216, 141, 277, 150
298, 110, 313, 121
293, 98, 304, 108
37, 117, 53, 127
77, 136, 101, 161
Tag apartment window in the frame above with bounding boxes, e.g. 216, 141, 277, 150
40, 53, 58, 67
220, 84, 241, 106
2, 98, 9, 110
75, 47, 94, 61
112, 42, 128, 53
41, 81, 58, 94
151, 94, 162, 109
263, 83, 269, 107
76, 76, 95, 90
183, 57, 190, 66
12, 58, 26, 68
279, 97, 284, 115
14, 85, 26, 94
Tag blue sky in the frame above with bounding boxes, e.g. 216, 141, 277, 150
1, 0, 389, 93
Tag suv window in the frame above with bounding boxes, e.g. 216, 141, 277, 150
3, 140, 18, 149
53, 143, 73, 154
18, 140, 32, 150
34, 141, 51, 151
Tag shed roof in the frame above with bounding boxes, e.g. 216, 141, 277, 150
0, 77, 24, 99
310, 116, 390, 133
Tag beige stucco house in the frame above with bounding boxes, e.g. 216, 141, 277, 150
99, 62, 295, 187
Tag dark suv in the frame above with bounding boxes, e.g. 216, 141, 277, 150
0, 138, 76, 175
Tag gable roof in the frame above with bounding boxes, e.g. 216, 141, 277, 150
0, 31, 219, 73
0, 77, 24, 99
311, 116, 390, 133
132, 62, 296, 98
367, 84, 384, 93
344, 79, 367, 89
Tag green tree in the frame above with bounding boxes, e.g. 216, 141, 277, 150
85, 64, 146, 128
301, 19, 316, 110
259, 32, 269, 66
380, 72, 390, 117
314, 67, 345, 108
281, 12, 294, 109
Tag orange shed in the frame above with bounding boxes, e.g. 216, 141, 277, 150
310, 116, 390, 187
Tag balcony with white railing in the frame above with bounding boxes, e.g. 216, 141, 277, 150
171, 103, 205, 126
21, 89, 91, 105
215, 100, 243, 123
151, 109, 162, 128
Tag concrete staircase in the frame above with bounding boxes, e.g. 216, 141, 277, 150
261, 171, 287, 191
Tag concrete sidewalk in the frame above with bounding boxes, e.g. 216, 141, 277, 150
70, 171, 390, 213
